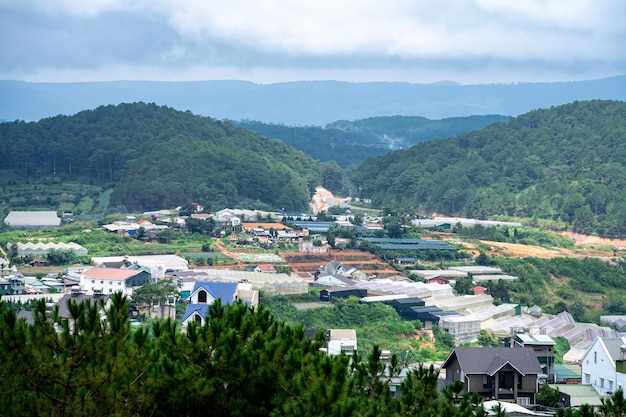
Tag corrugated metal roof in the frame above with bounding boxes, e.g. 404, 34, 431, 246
362, 238, 453, 245
4, 211, 61, 227
375, 243, 456, 250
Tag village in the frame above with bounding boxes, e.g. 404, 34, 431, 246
1, 201, 626, 414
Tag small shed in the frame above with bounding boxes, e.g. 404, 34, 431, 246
320, 287, 367, 302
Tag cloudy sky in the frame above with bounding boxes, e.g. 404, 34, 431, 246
1, 0, 625, 84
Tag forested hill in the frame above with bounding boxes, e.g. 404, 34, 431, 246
238, 114, 508, 168
0, 103, 322, 212
350, 100, 626, 237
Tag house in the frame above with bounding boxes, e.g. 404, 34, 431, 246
442, 346, 543, 405
323, 329, 357, 355
4, 211, 61, 229
56, 286, 112, 332
320, 261, 346, 276
181, 282, 239, 329
314, 273, 355, 287
275, 229, 306, 242
214, 209, 242, 230
507, 333, 556, 384
393, 257, 417, 265
580, 336, 626, 396
546, 384, 603, 409
424, 276, 448, 285
91, 255, 189, 279
319, 287, 368, 302
0, 277, 11, 295
80, 267, 152, 295
254, 263, 276, 273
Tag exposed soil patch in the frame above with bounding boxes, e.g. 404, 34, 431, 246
560, 231, 626, 249
464, 239, 617, 259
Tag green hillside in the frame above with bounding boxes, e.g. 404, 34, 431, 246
238, 114, 508, 168
0, 103, 322, 212
350, 100, 626, 236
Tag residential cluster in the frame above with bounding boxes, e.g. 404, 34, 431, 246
1, 208, 626, 412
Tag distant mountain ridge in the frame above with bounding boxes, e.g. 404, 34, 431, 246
1, 76, 626, 125
238, 114, 509, 168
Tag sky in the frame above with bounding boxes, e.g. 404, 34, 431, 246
1, 0, 625, 85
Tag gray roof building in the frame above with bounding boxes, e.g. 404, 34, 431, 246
443, 347, 543, 376
4, 211, 61, 229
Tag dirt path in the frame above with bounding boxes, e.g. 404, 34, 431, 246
212, 238, 246, 269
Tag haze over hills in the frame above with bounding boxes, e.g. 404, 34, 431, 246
1, 76, 626, 125
237, 114, 509, 168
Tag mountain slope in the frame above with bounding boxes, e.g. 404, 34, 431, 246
350, 100, 626, 236
0, 103, 321, 212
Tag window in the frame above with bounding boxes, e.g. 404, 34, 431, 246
594, 352, 597, 364
118, 282, 121, 286
609, 380, 614, 391
100, 280, 104, 284
91, 279, 95, 283
600, 378, 605, 388
198, 290, 208, 303
585, 373, 591, 384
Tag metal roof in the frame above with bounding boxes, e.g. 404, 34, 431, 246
362, 238, 453, 245
374, 243, 456, 250
4, 211, 61, 227
448, 266, 503, 274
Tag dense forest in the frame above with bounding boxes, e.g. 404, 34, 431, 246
0, 295, 488, 417
350, 100, 626, 236
0, 103, 324, 212
4, 295, 623, 417
238, 114, 508, 168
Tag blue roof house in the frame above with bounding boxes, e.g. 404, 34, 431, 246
181, 282, 238, 330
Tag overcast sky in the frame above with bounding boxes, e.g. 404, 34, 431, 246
1, 0, 625, 84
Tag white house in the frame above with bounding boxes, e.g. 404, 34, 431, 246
580, 337, 626, 396
80, 267, 152, 296
324, 329, 357, 355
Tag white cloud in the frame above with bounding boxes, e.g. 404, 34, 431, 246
0, 0, 624, 83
